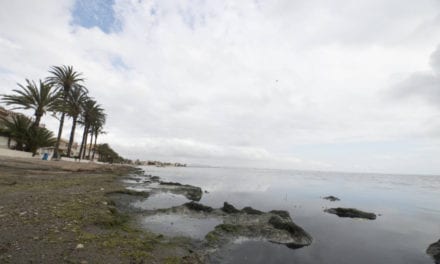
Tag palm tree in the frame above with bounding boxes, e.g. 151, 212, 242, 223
78, 99, 105, 160
0, 115, 56, 155
46, 65, 85, 159
91, 124, 106, 161
62, 86, 88, 157
1, 79, 58, 127
87, 113, 106, 160
27, 126, 57, 156
0, 115, 30, 150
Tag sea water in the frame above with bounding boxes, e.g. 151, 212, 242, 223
137, 166, 440, 264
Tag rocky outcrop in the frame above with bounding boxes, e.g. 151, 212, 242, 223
221, 202, 240, 213
119, 173, 311, 251
184, 201, 213, 212
156, 202, 313, 249
158, 181, 203, 201
427, 240, 440, 264
323, 195, 340, 202
241, 206, 264, 215
324, 207, 376, 220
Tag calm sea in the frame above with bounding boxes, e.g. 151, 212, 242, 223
136, 165, 440, 264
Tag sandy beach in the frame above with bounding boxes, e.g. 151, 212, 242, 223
0, 156, 199, 264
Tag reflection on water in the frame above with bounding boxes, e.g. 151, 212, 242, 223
141, 214, 222, 240
132, 192, 189, 210
138, 166, 440, 264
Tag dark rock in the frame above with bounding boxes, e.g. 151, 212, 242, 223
156, 202, 312, 249
222, 202, 240, 214
325, 207, 376, 220
159, 181, 183, 186
241, 206, 264, 215
269, 215, 307, 237
184, 202, 213, 212
158, 181, 203, 201
150, 176, 160, 181
427, 239, 440, 264
204, 190, 209, 194
269, 210, 291, 219
184, 187, 203, 201
205, 211, 313, 249
323, 195, 340, 202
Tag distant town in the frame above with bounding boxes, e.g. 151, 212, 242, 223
132, 159, 187, 167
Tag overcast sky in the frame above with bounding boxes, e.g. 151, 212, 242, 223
1, 0, 440, 175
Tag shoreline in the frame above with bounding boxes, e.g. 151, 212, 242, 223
0, 156, 200, 263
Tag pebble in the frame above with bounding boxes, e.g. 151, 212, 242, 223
76, 243, 84, 249
19, 211, 27, 216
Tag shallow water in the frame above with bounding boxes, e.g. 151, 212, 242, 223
140, 214, 222, 239
132, 192, 189, 210
135, 166, 440, 264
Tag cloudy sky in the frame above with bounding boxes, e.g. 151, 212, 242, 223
1, 0, 440, 175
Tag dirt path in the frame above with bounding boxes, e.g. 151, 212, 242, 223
0, 156, 200, 264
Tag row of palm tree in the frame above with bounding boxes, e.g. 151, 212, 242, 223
1, 65, 106, 160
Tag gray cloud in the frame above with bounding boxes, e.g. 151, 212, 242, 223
1, 0, 440, 174
393, 45, 440, 106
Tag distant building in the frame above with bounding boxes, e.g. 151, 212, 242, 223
39, 139, 81, 159
0, 107, 23, 149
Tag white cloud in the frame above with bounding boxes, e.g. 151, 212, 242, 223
1, 0, 440, 174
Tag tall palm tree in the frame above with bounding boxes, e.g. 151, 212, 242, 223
78, 99, 104, 160
91, 125, 106, 161
62, 86, 88, 157
46, 65, 85, 159
88, 113, 106, 159
1, 79, 58, 127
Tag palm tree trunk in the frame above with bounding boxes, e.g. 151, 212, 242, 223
34, 112, 42, 128
81, 125, 89, 159
53, 112, 65, 159
78, 124, 88, 160
92, 133, 98, 161
87, 129, 94, 160
67, 117, 77, 157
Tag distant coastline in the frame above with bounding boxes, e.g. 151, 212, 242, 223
133, 159, 187, 167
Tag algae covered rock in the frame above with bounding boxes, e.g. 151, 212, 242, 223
206, 204, 313, 249
184, 201, 213, 212
269, 210, 291, 219
323, 195, 340, 202
325, 207, 376, 220
427, 239, 440, 264
158, 181, 203, 201
221, 202, 240, 214
241, 206, 264, 215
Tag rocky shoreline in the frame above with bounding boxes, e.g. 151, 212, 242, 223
107, 172, 314, 260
